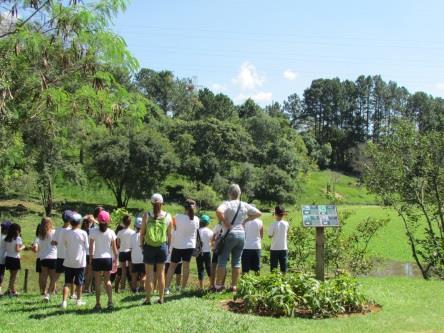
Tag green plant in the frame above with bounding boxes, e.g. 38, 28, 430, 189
110, 207, 130, 229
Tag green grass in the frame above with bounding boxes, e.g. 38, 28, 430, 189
0, 277, 442, 333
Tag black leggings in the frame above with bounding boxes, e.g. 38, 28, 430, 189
196, 252, 211, 280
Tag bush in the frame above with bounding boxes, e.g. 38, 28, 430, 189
110, 208, 130, 229
235, 273, 371, 318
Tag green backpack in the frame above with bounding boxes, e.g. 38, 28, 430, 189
144, 213, 169, 247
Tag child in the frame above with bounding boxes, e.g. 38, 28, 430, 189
82, 215, 95, 294
4, 223, 25, 296
36, 217, 57, 302
60, 213, 88, 309
130, 217, 145, 293
210, 220, 224, 290
89, 210, 118, 310
268, 205, 289, 273
31, 223, 43, 294
196, 215, 213, 290
52, 210, 73, 284
116, 215, 134, 292
0, 221, 11, 296
242, 209, 263, 275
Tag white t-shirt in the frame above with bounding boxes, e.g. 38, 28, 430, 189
130, 232, 143, 264
54, 226, 71, 259
117, 228, 135, 253
38, 230, 57, 260
268, 220, 289, 251
89, 228, 116, 259
172, 214, 199, 249
4, 236, 23, 259
198, 227, 214, 253
217, 200, 260, 233
0, 235, 6, 264
244, 219, 263, 250
61, 229, 89, 268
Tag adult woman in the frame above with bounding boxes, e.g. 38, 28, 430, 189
140, 193, 172, 305
165, 199, 199, 292
214, 184, 261, 292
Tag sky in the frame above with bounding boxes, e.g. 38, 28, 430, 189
112, 0, 444, 106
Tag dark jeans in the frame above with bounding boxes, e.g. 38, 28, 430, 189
196, 252, 211, 280
270, 250, 288, 273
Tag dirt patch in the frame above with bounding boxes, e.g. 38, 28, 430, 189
221, 299, 382, 319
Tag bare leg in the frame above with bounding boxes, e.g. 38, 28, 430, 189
48, 269, 57, 294
114, 272, 121, 293
62, 284, 70, 302
175, 273, 181, 288
131, 272, 138, 291
76, 284, 82, 300
139, 273, 146, 291
40, 267, 49, 295
8, 270, 18, 293
156, 263, 165, 303
120, 260, 127, 290
84, 264, 93, 292
144, 264, 154, 303
165, 262, 177, 289
104, 272, 113, 306
215, 266, 226, 288
181, 261, 190, 289
231, 267, 241, 288
210, 263, 217, 288
95, 272, 101, 307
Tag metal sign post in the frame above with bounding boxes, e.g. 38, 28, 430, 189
302, 205, 339, 281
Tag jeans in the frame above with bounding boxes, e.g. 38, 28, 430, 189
217, 232, 245, 268
196, 252, 211, 280
270, 250, 288, 273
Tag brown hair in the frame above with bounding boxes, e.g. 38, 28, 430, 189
38, 217, 53, 240
184, 199, 196, 220
122, 214, 131, 227
153, 202, 162, 219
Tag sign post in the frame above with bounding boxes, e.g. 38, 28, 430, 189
302, 205, 339, 281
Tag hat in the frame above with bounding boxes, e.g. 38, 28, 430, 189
62, 210, 74, 223
1, 220, 12, 231
135, 217, 143, 229
274, 205, 287, 216
72, 212, 82, 223
199, 215, 210, 225
151, 193, 163, 204
97, 210, 110, 224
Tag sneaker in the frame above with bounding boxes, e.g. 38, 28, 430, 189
60, 300, 68, 309
70, 294, 77, 300
164, 288, 170, 296
141, 299, 151, 305
76, 299, 86, 306
107, 302, 114, 310
43, 294, 50, 302
94, 304, 102, 311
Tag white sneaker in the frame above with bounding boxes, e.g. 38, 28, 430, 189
76, 299, 86, 306
164, 288, 170, 296
70, 294, 77, 300
43, 294, 50, 302
60, 300, 67, 309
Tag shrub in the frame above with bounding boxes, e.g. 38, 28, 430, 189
235, 273, 371, 318
110, 208, 130, 229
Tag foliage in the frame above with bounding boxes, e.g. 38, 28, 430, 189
364, 120, 444, 279
110, 207, 130, 229
236, 273, 371, 318
180, 182, 220, 209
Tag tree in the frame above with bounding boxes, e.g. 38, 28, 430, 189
364, 120, 444, 279
89, 128, 176, 207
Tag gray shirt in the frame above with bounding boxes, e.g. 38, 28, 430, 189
217, 200, 260, 234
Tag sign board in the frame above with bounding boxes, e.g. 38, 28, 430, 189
302, 205, 339, 227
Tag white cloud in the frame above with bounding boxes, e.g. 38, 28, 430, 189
436, 83, 444, 92
235, 91, 273, 104
283, 69, 298, 81
210, 83, 227, 93
232, 62, 265, 91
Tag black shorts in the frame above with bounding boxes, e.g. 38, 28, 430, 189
241, 249, 261, 273
40, 259, 57, 270
171, 248, 193, 263
143, 244, 168, 265
36, 258, 41, 273
5, 257, 20, 271
165, 262, 182, 275
0, 264, 5, 283
64, 267, 85, 286
131, 263, 145, 274
119, 251, 132, 262
56, 258, 65, 273
92, 258, 112, 272
211, 252, 218, 264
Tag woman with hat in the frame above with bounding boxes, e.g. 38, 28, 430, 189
89, 210, 118, 310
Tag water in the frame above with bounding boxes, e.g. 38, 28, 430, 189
368, 260, 422, 277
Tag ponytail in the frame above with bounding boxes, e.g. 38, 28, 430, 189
153, 203, 161, 219
99, 223, 108, 233
184, 199, 196, 220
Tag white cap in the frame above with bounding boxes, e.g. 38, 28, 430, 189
72, 212, 82, 223
151, 193, 163, 204
135, 217, 143, 228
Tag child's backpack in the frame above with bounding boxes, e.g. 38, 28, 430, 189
145, 213, 169, 247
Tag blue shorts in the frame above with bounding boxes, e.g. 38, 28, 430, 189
92, 258, 112, 272
143, 243, 168, 265
64, 267, 85, 286
241, 249, 261, 273
217, 232, 245, 269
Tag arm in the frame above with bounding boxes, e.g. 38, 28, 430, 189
89, 238, 94, 258
167, 219, 172, 248
111, 239, 118, 259
140, 212, 147, 248
216, 204, 230, 229
268, 224, 274, 239
244, 209, 262, 223
16, 244, 25, 252
260, 225, 264, 239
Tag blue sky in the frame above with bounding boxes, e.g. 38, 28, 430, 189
113, 0, 444, 105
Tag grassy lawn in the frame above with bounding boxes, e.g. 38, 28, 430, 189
0, 277, 442, 333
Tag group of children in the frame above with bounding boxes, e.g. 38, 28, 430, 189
0, 194, 290, 308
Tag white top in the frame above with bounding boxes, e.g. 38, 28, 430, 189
37, 230, 57, 260
89, 228, 116, 259
217, 200, 260, 233
130, 232, 143, 264
244, 219, 263, 250
268, 220, 289, 251
117, 228, 135, 253
0, 235, 6, 264
60, 229, 89, 268
172, 214, 199, 249
4, 236, 23, 259
54, 226, 71, 259
198, 227, 214, 253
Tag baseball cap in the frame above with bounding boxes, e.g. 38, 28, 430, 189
97, 210, 110, 224
274, 205, 287, 216
1, 220, 12, 231
72, 212, 82, 223
199, 215, 210, 225
135, 217, 143, 229
62, 210, 74, 223
151, 193, 163, 204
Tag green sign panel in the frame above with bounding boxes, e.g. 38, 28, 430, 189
302, 205, 339, 227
